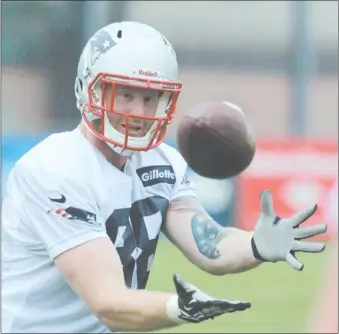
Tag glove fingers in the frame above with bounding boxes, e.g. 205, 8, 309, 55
286, 252, 304, 271
173, 274, 213, 304
216, 299, 251, 313
295, 223, 327, 239
173, 274, 194, 295
292, 240, 325, 253
260, 190, 274, 217
289, 205, 317, 228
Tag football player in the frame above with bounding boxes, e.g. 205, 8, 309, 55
2, 21, 327, 333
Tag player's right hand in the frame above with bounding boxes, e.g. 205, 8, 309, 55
168, 274, 251, 323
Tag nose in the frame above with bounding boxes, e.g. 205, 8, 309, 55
129, 98, 145, 116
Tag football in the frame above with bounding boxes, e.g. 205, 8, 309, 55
177, 101, 256, 179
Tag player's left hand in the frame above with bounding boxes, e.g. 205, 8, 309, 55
251, 190, 327, 271
171, 274, 251, 323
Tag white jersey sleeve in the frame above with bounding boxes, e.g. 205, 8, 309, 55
4, 162, 108, 260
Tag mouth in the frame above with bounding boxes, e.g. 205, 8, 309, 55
120, 123, 143, 136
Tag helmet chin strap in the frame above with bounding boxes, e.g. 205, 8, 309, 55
83, 104, 162, 156
103, 112, 140, 157
107, 142, 135, 157
81, 107, 134, 156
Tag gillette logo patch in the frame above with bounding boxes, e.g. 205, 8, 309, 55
136, 165, 176, 187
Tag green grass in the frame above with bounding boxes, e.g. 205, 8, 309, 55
148, 240, 327, 333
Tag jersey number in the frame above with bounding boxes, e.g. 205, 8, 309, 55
106, 196, 169, 288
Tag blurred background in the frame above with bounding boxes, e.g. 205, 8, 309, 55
2, 1, 338, 333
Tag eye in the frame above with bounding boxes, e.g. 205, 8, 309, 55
121, 93, 132, 100
144, 94, 159, 104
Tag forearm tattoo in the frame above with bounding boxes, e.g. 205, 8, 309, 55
191, 212, 226, 259
170, 197, 227, 259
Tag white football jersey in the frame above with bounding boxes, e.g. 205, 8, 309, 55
2, 127, 195, 333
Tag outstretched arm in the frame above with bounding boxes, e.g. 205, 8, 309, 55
163, 195, 262, 276
164, 190, 327, 275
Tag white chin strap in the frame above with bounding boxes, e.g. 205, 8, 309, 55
107, 142, 135, 157
103, 113, 155, 156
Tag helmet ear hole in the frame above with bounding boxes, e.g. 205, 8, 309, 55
79, 79, 83, 90
117, 30, 122, 39
75, 77, 83, 95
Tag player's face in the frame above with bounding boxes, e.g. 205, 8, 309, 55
104, 84, 161, 137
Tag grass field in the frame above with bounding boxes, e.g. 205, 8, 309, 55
148, 239, 328, 333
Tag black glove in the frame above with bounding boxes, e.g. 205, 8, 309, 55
166, 274, 251, 324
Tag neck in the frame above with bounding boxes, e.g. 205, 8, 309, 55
79, 122, 128, 170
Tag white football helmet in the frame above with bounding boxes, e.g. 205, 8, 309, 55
75, 21, 182, 156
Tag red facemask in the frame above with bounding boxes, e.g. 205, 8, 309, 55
82, 72, 182, 152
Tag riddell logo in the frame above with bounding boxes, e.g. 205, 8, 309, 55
136, 165, 176, 187
138, 69, 158, 77
90, 89, 100, 103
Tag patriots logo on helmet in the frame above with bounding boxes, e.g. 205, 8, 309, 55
89, 29, 117, 66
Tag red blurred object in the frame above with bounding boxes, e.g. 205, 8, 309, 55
236, 138, 338, 241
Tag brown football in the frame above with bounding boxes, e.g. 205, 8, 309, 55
177, 101, 256, 179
